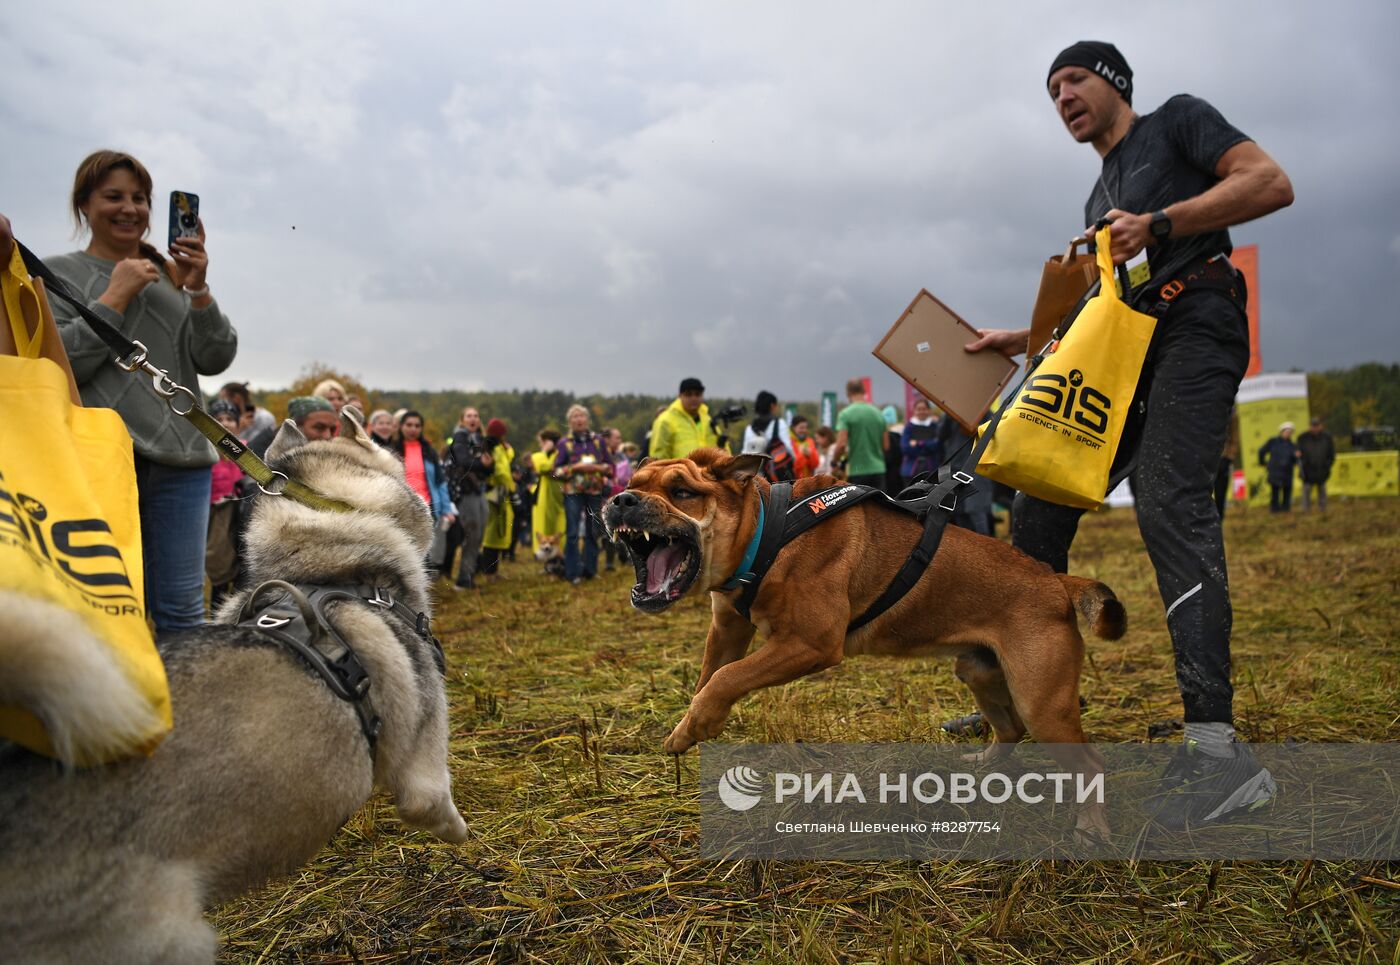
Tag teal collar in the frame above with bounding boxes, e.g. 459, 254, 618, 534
720, 495, 765, 590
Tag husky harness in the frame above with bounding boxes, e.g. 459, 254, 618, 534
235, 581, 446, 752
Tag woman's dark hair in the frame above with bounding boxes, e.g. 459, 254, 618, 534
754, 390, 777, 415
791, 414, 809, 427
71, 150, 166, 274
392, 409, 436, 458
539, 429, 561, 443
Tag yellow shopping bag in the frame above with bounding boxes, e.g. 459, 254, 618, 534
976, 224, 1157, 509
0, 242, 171, 765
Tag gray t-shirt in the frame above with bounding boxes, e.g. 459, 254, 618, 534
1084, 94, 1251, 278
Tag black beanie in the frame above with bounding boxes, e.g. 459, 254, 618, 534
1047, 40, 1132, 105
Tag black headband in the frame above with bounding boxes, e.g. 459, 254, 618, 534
1047, 40, 1132, 105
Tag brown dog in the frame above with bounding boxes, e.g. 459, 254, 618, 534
603, 448, 1125, 838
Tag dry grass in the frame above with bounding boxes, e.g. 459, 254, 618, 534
214, 498, 1400, 963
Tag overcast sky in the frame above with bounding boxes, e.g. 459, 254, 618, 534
5, 2, 1397, 405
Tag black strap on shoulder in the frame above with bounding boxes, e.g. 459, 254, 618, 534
731, 483, 792, 621
233, 581, 446, 753
730, 482, 892, 623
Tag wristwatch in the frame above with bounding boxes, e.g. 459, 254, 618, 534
1149, 210, 1172, 243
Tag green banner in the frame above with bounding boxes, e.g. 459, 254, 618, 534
820, 392, 837, 428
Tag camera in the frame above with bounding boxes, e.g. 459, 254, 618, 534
712, 403, 747, 426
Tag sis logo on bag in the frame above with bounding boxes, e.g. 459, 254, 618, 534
1017, 369, 1112, 449
0, 475, 142, 617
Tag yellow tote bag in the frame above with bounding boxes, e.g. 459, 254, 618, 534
976, 224, 1157, 509
0, 244, 171, 764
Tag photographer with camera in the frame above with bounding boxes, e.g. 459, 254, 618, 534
444, 406, 494, 590
649, 377, 731, 460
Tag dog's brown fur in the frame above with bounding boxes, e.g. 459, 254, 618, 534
605, 448, 1126, 838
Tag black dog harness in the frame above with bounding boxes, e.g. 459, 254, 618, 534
235, 581, 445, 752
722, 453, 993, 632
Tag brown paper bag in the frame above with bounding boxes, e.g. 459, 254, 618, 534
1026, 238, 1096, 362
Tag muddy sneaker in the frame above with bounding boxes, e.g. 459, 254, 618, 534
1146, 741, 1276, 831
940, 711, 989, 738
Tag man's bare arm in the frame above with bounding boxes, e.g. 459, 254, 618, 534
1099, 141, 1294, 263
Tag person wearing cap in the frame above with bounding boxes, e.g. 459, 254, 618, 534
648, 377, 722, 461
1296, 416, 1336, 512
1259, 421, 1301, 513
287, 395, 338, 441
206, 399, 247, 503
957, 41, 1294, 830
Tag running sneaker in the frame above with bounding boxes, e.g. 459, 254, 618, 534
1146, 741, 1276, 831
940, 711, 989, 738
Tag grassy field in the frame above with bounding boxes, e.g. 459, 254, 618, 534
214, 497, 1400, 963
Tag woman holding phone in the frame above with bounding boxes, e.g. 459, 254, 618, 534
49, 150, 238, 632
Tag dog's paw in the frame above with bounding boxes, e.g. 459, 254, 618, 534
432, 809, 469, 844
662, 726, 696, 755
961, 743, 1017, 766
399, 792, 469, 843
1073, 805, 1111, 849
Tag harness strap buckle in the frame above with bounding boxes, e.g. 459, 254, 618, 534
366, 586, 394, 609
952, 470, 974, 486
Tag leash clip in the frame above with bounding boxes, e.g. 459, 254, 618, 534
115, 340, 149, 372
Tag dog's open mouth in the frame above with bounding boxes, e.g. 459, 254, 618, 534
614, 523, 702, 612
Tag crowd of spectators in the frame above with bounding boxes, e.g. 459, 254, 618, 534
27, 146, 1015, 622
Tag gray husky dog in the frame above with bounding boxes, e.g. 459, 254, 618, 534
0, 408, 467, 964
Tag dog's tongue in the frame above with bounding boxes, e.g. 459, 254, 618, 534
646, 542, 687, 594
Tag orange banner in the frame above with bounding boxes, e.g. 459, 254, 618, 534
1232, 245, 1261, 376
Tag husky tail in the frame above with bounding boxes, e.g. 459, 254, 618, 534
0, 592, 163, 766
1056, 575, 1127, 641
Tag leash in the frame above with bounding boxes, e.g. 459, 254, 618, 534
15, 241, 354, 515
235, 580, 447, 753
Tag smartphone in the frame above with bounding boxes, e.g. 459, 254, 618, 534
168, 191, 200, 249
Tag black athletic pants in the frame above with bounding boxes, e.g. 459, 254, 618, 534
1011, 289, 1250, 724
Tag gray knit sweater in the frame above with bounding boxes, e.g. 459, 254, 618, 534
49, 250, 238, 468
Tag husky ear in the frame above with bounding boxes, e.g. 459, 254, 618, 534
266, 420, 308, 462
710, 452, 768, 484
339, 406, 374, 449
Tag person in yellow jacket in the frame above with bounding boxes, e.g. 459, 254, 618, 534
529, 429, 566, 556
479, 418, 516, 583
648, 377, 724, 460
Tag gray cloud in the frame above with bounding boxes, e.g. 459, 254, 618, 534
5, 1, 1396, 406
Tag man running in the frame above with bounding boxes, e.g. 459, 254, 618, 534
964, 41, 1293, 830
